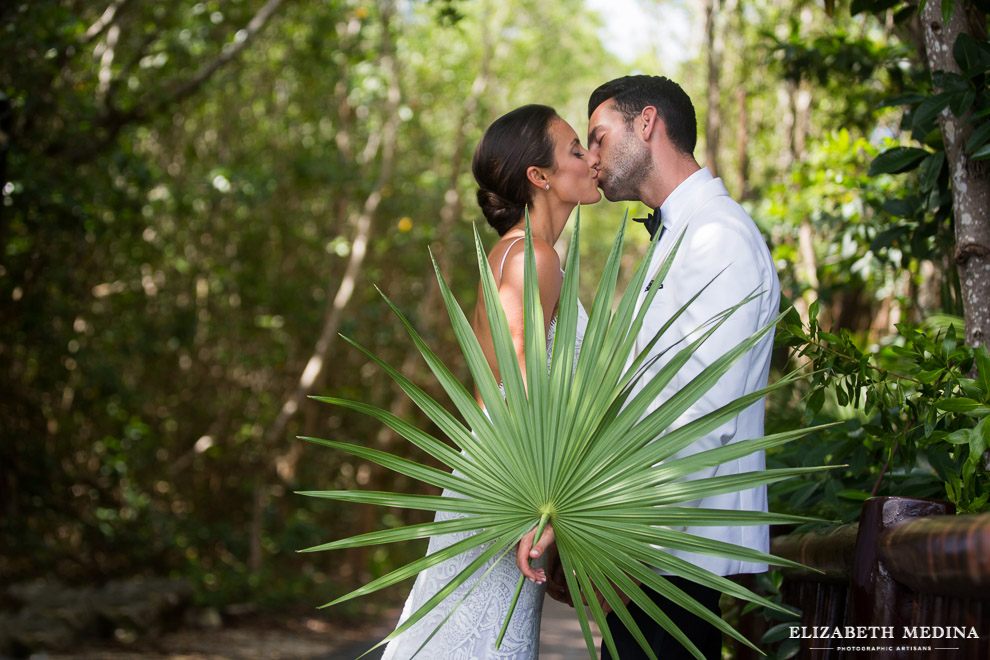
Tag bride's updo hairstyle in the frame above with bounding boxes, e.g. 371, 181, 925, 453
472, 104, 559, 235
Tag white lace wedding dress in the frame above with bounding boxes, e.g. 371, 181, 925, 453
382, 240, 588, 660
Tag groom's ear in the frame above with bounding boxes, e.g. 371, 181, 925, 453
640, 106, 660, 142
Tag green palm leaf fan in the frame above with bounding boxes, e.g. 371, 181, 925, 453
299, 208, 833, 660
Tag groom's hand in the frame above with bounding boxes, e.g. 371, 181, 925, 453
543, 542, 572, 605
597, 577, 640, 615
516, 522, 555, 583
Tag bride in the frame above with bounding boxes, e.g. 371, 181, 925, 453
381, 104, 601, 659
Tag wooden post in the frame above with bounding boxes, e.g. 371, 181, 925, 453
848, 497, 955, 658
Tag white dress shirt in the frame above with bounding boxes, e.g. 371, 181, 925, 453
631, 167, 781, 577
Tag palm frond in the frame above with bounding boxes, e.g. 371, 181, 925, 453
301, 209, 829, 659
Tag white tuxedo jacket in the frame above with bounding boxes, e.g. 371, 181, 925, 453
630, 168, 780, 577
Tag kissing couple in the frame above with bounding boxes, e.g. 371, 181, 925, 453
381, 74, 781, 660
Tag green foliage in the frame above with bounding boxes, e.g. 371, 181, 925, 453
768, 27, 910, 129
774, 307, 990, 519
756, 0, 989, 526
755, 128, 952, 320
742, 3, 953, 339
865, 9, 990, 229
750, 571, 802, 660
0, 0, 624, 607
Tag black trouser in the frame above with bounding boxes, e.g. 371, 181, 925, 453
600, 576, 722, 660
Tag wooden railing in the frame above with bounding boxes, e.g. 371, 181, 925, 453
746, 497, 990, 659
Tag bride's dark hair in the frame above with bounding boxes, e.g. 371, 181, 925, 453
472, 104, 558, 236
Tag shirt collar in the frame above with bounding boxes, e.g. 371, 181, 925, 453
658, 167, 714, 230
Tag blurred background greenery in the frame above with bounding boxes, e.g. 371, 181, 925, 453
2, 0, 987, 626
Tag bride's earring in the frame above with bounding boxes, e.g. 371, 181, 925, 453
545, 183, 550, 190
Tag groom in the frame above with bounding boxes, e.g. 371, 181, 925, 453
521, 75, 781, 659
588, 75, 780, 659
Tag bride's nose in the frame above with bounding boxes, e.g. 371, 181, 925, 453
587, 150, 600, 170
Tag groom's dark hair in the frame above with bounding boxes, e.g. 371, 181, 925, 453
588, 75, 697, 156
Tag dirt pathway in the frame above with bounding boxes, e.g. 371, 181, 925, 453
42, 598, 600, 659
317, 597, 601, 659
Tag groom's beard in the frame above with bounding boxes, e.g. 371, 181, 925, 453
599, 134, 653, 202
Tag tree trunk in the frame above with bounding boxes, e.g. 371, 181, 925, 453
704, 0, 722, 176
798, 218, 819, 287
736, 86, 748, 200
253, 0, 401, 577
248, 482, 265, 574
921, 1, 990, 348
794, 84, 811, 160
346, 0, 511, 579
789, 218, 819, 329
778, 81, 796, 172
262, 0, 401, 454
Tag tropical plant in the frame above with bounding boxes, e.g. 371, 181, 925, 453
772, 308, 990, 520
298, 211, 833, 660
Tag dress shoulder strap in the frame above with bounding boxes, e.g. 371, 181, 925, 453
498, 237, 526, 280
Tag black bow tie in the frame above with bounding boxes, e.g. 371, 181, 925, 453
633, 206, 663, 239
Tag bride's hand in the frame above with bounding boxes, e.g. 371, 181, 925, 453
516, 522, 555, 583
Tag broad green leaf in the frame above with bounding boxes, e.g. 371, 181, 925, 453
952, 28, 981, 75
912, 92, 953, 132
869, 146, 929, 176
876, 92, 926, 108
808, 387, 826, 416
977, 347, 990, 393
918, 151, 945, 192
763, 622, 797, 644
972, 418, 989, 458
882, 197, 917, 218
972, 142, 990, 160
942, 0, 955, 31
949, 89, 976, 117
936, 397, 983, 412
